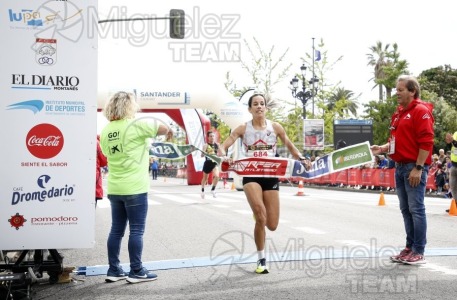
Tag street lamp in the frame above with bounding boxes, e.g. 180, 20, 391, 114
289, 64, 319, 119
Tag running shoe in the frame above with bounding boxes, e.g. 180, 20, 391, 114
126, 267, 158, 284
212, 191, 217, 198
255, 258, 269, 274
105, 267, 128, 282
402, 252, 426, 265
201, 191, 205, 199
390, 247, 411, 263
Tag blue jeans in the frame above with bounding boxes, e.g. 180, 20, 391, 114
107, 193, 148, 272
395, 163, 428, 254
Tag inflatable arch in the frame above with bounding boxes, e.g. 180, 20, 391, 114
97, 86, 251, 185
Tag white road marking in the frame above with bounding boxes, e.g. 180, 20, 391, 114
420, 262, 457, 276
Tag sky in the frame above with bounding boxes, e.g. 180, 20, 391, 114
96, 0, 457, 124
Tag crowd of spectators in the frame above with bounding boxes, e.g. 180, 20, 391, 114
338, 149, 452, 197
430, 150, 453, 197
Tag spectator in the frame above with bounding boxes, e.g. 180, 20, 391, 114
371, 75, 434, 265
438, 149, 446, 164
377, 155, 388, 169
445, 132, 457, 212
96, 135, 108, 208
100, 91, 171, 284
430, 154, 440, 171
435, 164, 447, 194
150, 158, 159, 180
386, 155, 396, 169
336, 139, 347, 150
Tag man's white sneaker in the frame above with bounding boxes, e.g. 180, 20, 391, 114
212, 191, 217, 198
201, 192, 205, 199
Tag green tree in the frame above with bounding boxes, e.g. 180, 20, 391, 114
376, 43, 409, 99
361, 97, 397, 145
225, 37, 293, 109
367, 41, 390, 101
361, 71, 457, 151
327, 87, 360, 117
420, 87, 457, 151
420, 65, 457, 108
223, 37, 296, 144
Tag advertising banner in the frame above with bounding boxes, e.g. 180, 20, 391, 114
303, 119, 324, 150
149, 141, 374, 180
1, 0, 98, 249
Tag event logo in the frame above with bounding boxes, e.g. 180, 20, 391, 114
220, 101, 245, 117
332, 142, 372, 171
10, 2, 84, 42
36, 1, 84, 42
26, 123, 64, 159
43, 100, 86, 115
37, 174, 51, 188
138, 90, 190, 105
150, 143, 198, 159
12, 74, 79, 91
334, 152, 369, 167
35, 38, 57, 66
30, 215, 78, 226
227, 158, 288, 176
7, 99, 86, 116
150, 143, 180, 159
11, 174, 75, 206
8, 213, 27, 230
8, 9, 43, 27
7, 100, 44, 114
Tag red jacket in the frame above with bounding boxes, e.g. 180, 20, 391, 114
96, 138, 107, 199
389, 99, 434, 165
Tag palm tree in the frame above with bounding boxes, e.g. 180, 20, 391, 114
377, 43, 410, 99
327, 87, 359, 117
384, 43, 399, 99
367, 41, 390, 101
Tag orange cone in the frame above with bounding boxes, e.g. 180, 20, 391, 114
378, 193, 386, 206
448, 199, 457, 216
296, 180, 305, 196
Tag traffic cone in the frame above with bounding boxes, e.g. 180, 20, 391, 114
448, 199, 457, 216
378, 193, 386, 206
296, 180, 305, 196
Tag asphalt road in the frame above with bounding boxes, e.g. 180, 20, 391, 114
24, 177, 457, 299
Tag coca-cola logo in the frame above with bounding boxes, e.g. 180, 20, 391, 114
26, 123, 64, 159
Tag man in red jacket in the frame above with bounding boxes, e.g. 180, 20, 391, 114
371, 75, 434, 265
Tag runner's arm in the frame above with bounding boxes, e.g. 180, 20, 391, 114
218, 124, 245, 157
273, 122, 302, 160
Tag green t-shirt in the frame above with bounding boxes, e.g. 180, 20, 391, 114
100, 119, 158, 195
